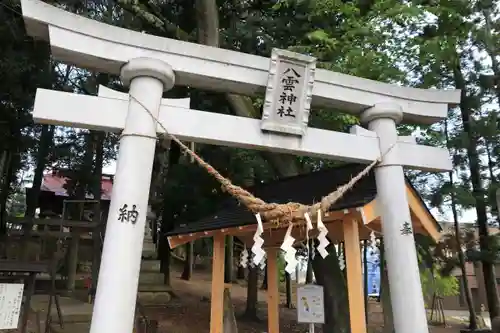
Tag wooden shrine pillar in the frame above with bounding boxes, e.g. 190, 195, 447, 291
267, 248, 280, 333
343, 219, 367, 333
66, 230, 80, 292
210, 233, 226, 333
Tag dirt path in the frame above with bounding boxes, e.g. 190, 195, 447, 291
144, 269, 466, 333
19, 266, 466, 333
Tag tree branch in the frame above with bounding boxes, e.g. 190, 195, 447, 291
196, 0, 302, 177
116, 0, 191, 41
116, 0, 303, 177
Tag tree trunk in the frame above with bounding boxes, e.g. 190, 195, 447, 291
65, 132, 94, 290
237, 265, 245, 280
0, 151, 11, 236
159, 186, 174, 287
163, 246, 171, 286
260, 263, 268, 290
159, 135, 182, 285
159, 209, 172, 287
380, 242, 394, 333
481, 9, 500, 110
24, 125, 53, 215
181, 242, 194, 280
223, 288, 239, 333
0, 151, 7, 183
21, 125, 54, 259
243, 266, 259, 320
225, 235, 234, 283
195, 0, 302, 179
0, 154, 14, 237
306, 239, 314, 284
74, 132, 94, 201
485, 143, 500, 223
312, 244, 350, 333
445, 120, 478, 329
285, 272, 292, 308
453, 64, 500, 319
91, 131, 104, 295
453, 201, 478, 329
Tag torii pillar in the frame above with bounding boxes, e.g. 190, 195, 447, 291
89, 57, 174, 333
361, 103, 428, 333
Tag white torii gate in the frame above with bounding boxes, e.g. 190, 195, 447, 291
21, 1, 460, 333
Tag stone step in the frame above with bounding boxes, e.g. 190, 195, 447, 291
45, 290, 171, 326
138, 283, 173, 306
50, 322, 90, 333
137, 283, 172, 293
139, 271, 164, 285
50, 311, 92, 325
49, 301, 93, 324
141, 251, 157, 260
140, 260, 160, 272
142, 239, 156, 259
137, 291, 171, 305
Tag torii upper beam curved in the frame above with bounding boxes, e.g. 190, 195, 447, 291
21, 0, 460, 125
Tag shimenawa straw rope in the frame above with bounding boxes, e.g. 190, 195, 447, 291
127, 94, 393, 226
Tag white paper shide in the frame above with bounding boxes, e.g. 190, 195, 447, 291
251, 213, 266, 267
280, 223, 298, 275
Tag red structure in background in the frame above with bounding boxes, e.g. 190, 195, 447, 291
40, 171, 114, 200
26, 170, 114, 218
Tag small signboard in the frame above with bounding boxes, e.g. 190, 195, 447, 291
297, 284, 325, 324
261, 48, 316, 137
0, 283, 24, 330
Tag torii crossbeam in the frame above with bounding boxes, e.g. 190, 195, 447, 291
34, 86, 451, 171
20, 1, 460, 333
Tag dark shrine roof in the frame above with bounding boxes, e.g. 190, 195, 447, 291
166, 163, 378, 236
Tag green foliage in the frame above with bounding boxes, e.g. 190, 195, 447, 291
466, 233, 500, 264
417, 235, 459, 301
416, 233, 460, 306
420, 268, 460, 299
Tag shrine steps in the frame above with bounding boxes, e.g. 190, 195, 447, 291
34, 257, 173, 333
140, 259, 161, 272
50, 322, 90, 333
30, 294, 93, 332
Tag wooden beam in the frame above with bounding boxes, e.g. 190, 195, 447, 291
167, 226, 253, 249
9, 217, 98, 229
358, 185, 441, 242
266, 248, 280, 333
66, 231, 80, 291
359, 200, 378, 225
167, 209, 356, 249
8, 230, 92, 239
405, 185, 441, 242
343, 218, 367, 333
210, 234, 225, 333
